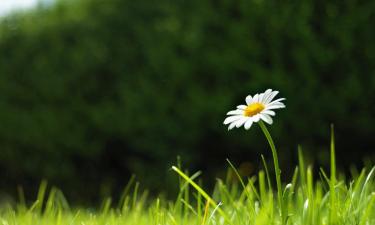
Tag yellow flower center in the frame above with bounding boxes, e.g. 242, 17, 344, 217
244, 103, 265, 117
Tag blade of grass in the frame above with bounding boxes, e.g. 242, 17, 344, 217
329, 124, 337, 224
172, 166, 233, 225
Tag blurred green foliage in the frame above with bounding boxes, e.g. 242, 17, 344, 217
0, 0, 374, 203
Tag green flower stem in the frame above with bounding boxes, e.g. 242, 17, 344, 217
259, 121, 284, 223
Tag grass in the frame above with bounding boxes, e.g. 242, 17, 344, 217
1, 127, 375, 224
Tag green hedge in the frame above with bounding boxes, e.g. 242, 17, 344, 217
0, 0, 374, 202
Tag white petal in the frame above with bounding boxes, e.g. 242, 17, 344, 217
244, 119, 253, 130
262, 92, 272, 104
266, 104, 285, 110
223, 115, 242, 125
261, 110, 276, 116
267, 101, 285, 107
235, 117, 248, 128
266, 106, 285, 110
260, 114, 273, 125
228, 122, 237, 130
252, 114, 260, 122
271, 98, 285, 103
237, 105, 247, 110
245, 95, 253, 105
227, 109, 243, 115
258, 93, 265, 103
264, 91, 279, 104
266, 102, 285, 110
252, 94, 259, 103
260, 89, 272, 104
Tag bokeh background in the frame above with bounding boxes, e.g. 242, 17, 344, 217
0, 0, 374, 205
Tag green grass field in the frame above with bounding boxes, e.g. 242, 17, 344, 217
1, 128, 375, 225
0, 95, 371, 225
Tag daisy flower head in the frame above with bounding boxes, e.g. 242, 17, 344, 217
223, 89, 285, 130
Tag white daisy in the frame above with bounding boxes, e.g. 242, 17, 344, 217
223, 89, 285, 130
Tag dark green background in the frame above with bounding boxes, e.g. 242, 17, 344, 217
0, 0, 374, 204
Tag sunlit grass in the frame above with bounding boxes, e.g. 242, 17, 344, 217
1, 130, 375, 225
